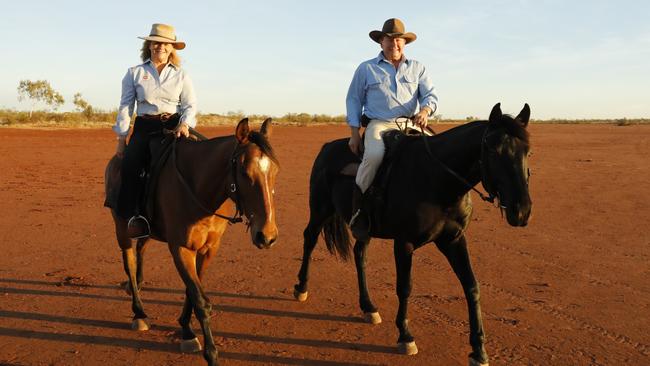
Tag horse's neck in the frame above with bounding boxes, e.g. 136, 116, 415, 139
422, 122, 487, 195
176, 137, 237, 206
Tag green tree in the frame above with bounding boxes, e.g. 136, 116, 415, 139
73, 92, 94, 120
17, 80, 65, 118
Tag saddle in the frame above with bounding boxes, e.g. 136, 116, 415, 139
341, 127, 426, 230
103, 118, 206, 228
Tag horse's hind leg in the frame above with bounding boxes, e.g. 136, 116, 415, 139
115, 228, 150, 331
121, 238, 148, 296
436, 235, 489, 366
294, 217, 324, 301
170, 244, 218, 366
353, 238, 381, 324
294, 209, 331, 302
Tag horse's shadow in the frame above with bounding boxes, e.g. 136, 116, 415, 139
0, 277, 395, 364
0, 278, 359, 323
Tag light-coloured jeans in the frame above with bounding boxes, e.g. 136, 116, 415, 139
356, 119, 422, 193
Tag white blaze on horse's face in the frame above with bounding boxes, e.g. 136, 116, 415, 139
257, 156, 271, 174
253, 155, 275, 221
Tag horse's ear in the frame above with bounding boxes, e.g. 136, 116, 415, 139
489, 103, 502, 123
260, 117, 273, 138
235, 118, 250, 144
515, 103, 531, 127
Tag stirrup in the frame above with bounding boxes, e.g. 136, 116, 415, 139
127, 215, 150, 239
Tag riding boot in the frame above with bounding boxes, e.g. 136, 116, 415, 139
349, 185, 370, 241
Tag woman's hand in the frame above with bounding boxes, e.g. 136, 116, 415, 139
175, 123, 190, 138
116, 136, 126, 158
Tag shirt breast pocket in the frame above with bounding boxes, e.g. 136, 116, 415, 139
135, 78, 156, 102
400, 73, 419, 95
366, 74, 387, 91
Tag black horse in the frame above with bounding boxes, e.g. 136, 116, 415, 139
293, 104, 532, 366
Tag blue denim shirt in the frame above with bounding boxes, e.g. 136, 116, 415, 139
113, 60, 197, 136
346, 52, 438, 127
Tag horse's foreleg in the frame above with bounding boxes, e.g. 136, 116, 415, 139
394, 240, 417, 355
294, 219, 324, 301
178, 290, 201, 353
436, 236, 489, 366
178, 243, 220, 353
170, 244, 218, 366
354, 239, 381, 324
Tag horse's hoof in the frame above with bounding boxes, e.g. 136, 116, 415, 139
398, 341, 418, 355
294, 289, 308, 302
469, 358, 489, 366
180, 337, 202, 353
131, 318, 150, 331
363, 312, 382, 324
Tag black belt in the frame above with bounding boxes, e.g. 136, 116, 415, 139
135, 113, 181, 132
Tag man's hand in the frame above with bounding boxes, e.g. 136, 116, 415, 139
175, 123, 190, 138
116, 136, 126, 158
349, 127, 361, 155
412, 107, 431, 129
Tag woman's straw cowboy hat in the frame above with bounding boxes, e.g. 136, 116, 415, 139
138, 23, 186, 50
369, 18, 417, 44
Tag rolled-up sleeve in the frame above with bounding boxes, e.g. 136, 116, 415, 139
418, 66, 438, 115
346, 65, 366, 128
179, 71, 197, 128
113, 68, 136, 136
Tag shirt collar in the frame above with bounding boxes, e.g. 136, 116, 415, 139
375, 52, 410, 65
144, 59, 178, 70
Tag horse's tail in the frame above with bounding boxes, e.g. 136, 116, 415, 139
104, 155, 122, 209
322, 214, 352, 261
309, 138, 358, 261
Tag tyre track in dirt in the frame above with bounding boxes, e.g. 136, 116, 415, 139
480, 281, 650, 357
483, 239, 648, 297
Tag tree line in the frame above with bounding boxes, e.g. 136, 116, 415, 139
7, 79, 648, 127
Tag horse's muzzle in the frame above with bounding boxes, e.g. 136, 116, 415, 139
253, 231, 277, 249
505, 202, 532, 227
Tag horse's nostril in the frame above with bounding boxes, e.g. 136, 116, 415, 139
254, 231, 265, 244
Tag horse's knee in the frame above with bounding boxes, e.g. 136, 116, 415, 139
466, 284, 481, 303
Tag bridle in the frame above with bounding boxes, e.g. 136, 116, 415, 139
171, 138, 246, 225
394, 117, 500, 206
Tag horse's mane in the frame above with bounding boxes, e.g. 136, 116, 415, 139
497, 114, 530, 145
435, 116, 530, 146
249, 131, 280, 166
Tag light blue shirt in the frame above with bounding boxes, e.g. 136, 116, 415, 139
346, 52, 438, 127
113, 60, 197, 136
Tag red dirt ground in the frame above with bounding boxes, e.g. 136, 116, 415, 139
0, 123, 648, 366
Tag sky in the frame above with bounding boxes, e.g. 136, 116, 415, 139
1, 0, 649, 120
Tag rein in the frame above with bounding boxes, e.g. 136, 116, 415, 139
394, 117, 497, 205
171, 138, 245, 224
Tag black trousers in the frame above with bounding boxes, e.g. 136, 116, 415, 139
115, 117, 166, 219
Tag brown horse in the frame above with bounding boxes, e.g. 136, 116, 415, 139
105, 118, 279, 366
